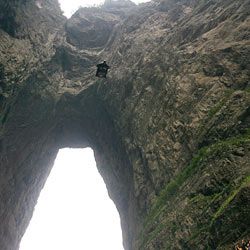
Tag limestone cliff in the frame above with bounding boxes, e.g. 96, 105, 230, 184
0, 0, 249, 249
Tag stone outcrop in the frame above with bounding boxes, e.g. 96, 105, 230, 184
0, 0, 249, 249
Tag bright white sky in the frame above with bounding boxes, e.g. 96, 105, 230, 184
59, 0, 151, 17
20, 148, 124, 250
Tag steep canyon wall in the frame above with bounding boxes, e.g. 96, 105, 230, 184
0, 0, 249, 249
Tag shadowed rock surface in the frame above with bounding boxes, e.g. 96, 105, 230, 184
0, 0, 249, 249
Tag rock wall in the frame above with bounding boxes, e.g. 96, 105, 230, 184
0, 0, 249, 249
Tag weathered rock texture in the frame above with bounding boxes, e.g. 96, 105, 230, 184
0, 0, 249, 249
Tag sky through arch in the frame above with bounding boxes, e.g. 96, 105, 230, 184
20, 148, 124, 250
58, 0, 151, 17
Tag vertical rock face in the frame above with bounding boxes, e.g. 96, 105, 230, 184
0, 0, 249, 249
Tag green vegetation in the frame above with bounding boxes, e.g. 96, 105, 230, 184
187, 175, 250, 243
208, 87, 250, 121
145, 129, 250, 225
139, 223, 165, 250
187, 175, 250, 244
190, 191, 223, 211
145, 147, 207, 225
212, 175, 250, 221
139, 130, 250, 248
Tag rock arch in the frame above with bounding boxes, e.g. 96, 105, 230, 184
0, 0, 250, 249
0, 78, 138, 250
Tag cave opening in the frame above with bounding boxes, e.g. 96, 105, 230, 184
19, 148, 124, 250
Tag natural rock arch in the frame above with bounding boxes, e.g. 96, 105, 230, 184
0, 78, 139, 250
0, 0, 249, 250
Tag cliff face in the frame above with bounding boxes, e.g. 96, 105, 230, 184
0, 0, 249, 249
